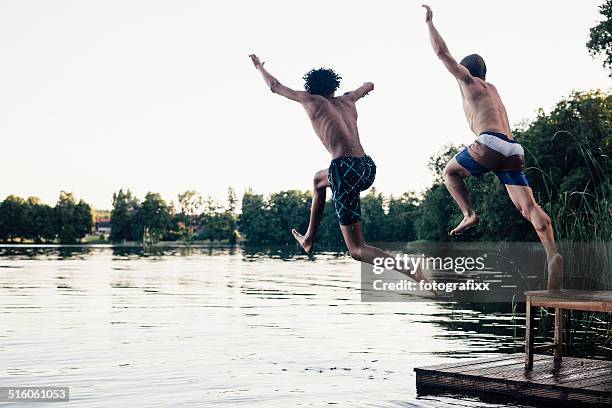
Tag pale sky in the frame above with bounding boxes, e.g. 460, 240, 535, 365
1, 0, 609, 209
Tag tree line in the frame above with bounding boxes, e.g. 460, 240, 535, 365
0, 192, 93, 244
107, 186, 419, 246
108, 188, 238, 244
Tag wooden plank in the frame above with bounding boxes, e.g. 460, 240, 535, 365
455, 354, 549, 375
415, 353, 517, 372
494, 356, 612, 379
530, 299, 612, 312
510, 362, 612, 386
417, 354, 550, 374
525, 290, 612, 313
563, 373, 612, 390
525, 290, 612, 302
584, 379, 612, 392
442, 357, 612, 387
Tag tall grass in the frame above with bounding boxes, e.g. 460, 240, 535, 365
526, 131, 612, 359
548, 131, 612, 244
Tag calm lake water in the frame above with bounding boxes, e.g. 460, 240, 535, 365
0, 246, 536, 407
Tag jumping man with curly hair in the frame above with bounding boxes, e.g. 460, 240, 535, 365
249, 54, 433, 288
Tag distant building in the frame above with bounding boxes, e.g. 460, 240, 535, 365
95, 217, 111, 234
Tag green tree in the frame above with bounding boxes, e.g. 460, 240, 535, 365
267, 190, 310, 244
227, 187, 238, 213
226, 187, 238, 244
464, 177, 532, 242
416, 184, 456, 241
75, 200, 94, 240
361, 188, 386, 242
198, 212, 234, 241
315, 199, 344, 247
178, 190, 203, 237
178, 190, 203, 217
416, 145, 460, 241
517, 90, 612, 240
238, 189, 310, 245
385, 193, 419, 242
133, 192, 172, 243
110, 189, 140, 242
518, 91, 611, 201
195, 189, 238, 243
23, 197, 57, 243
0, 195, 27, 242
428, 144, 462, 183
587, 0, 612, 76
239, 190, 270, 243
55, 192, 93, 244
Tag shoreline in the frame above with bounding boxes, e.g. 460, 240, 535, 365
0, 241, 241, 249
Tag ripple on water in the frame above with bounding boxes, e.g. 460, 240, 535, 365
0, 246, 536, 408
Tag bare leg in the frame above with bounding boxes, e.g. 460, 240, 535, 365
443, 158, 480, 235
292, 169, 329, 254
339, 221, 436, 294
506, 185, 564, 289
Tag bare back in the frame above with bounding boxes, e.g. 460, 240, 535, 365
248, 55, 371, 158
300, 95, 365, 159
458, 80, 513, 138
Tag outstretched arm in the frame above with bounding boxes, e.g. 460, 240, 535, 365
422, 5, 473, 83
344, 82, 374, 102
249, 54, 308, 102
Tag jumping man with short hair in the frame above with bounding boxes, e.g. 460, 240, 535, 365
248, 54, 432, 286
422, 5, 563, 289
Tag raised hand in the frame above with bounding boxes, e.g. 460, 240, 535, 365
422, 4, 433, 23
249, 54, 265, 69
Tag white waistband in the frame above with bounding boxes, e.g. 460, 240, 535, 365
478, 133, 524, 157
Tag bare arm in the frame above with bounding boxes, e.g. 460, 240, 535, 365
249, 54, 309, 102
344, 82, 374, 102
422, 5, 473, 83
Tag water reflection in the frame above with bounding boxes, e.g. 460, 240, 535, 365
0, 245, 605, 407
0, 246, 95, 259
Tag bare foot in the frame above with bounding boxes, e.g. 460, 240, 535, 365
292, 229, 313, 254
450, 214, 480, 236
412, 263, 439, 296
547, 253, 564, 290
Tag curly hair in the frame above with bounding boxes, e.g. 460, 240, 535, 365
303, 68, 341, 96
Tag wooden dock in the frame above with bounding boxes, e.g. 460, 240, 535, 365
525, 290, 612, 369
415, 353, 612, 407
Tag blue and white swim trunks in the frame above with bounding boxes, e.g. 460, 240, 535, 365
455, 131, 529, 186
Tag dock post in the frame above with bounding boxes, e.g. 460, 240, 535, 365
554, 308, 563, 363
525, 295, 534, 369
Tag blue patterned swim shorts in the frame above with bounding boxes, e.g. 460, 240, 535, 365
328, 155, 376, 225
